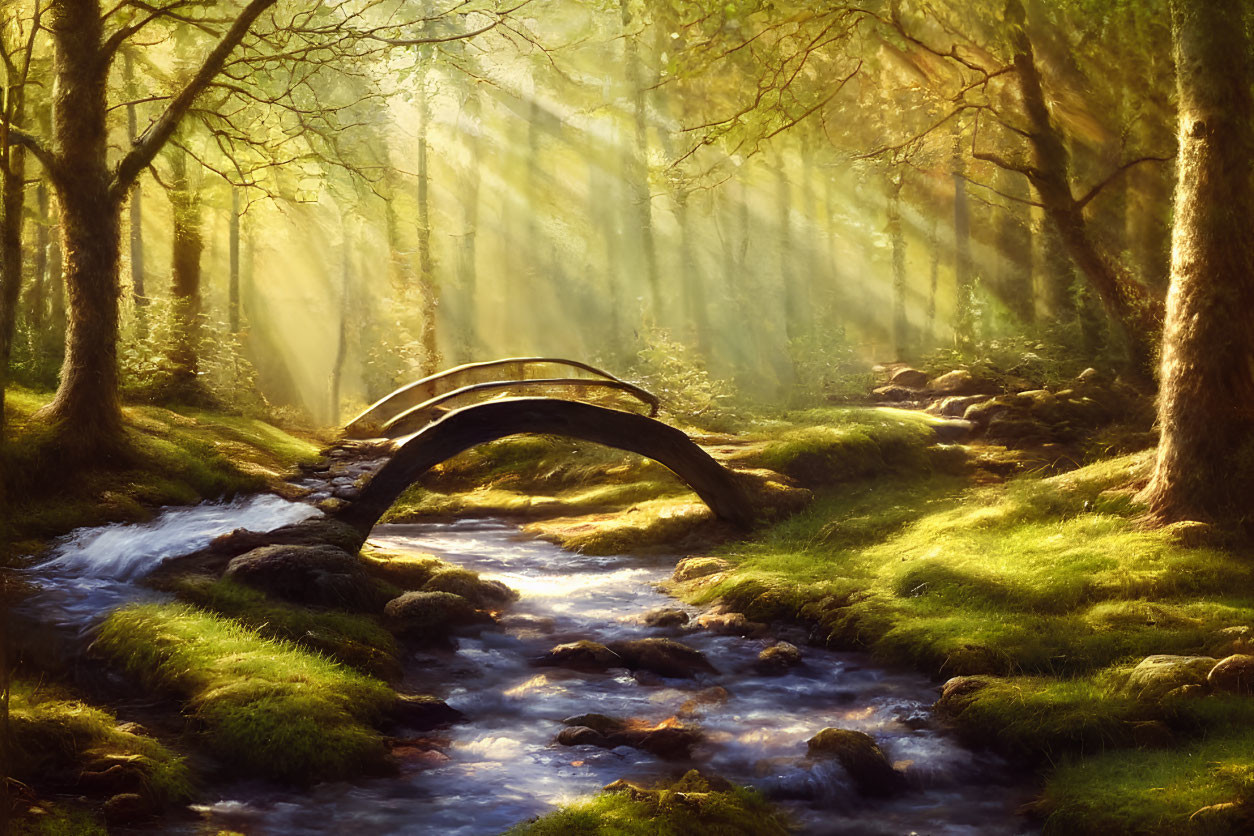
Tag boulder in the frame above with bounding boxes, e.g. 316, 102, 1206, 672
872, 384, 916, 402
384, 590, 483, 636
929, 394, 991, 418
889, 368, 929, 389
928, 369, 977, 395
555, 717, 703, 760
1209, 654, 1254, 695
423, 568, 518, 609
934, 675, 992, 713
985, 417, 1051, 443
391, 694, 466, 729
225, 544, 381, 610
1164, 520, 1218, 548
697, 612, 766, 637
607, 638, 718, 678
361, 550, 444, 589
643, 608, 691, 628
103, 793, 152, 825
806, 728, 901, 796
673, 557, 732, 583
1123, 654, 1217, 701
562, 713, 627, 735
536, 640, 624, 671
755, 642, 802, 675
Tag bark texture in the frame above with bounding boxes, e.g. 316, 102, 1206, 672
167, 149, 204, 396
1141, 0, 1254, 525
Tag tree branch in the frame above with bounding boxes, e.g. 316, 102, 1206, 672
110, 0, 277, 200
1075, 153, 1175, 209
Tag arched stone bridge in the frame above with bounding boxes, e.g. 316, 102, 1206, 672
331, 358, 755, 536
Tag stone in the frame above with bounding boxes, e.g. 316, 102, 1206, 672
889, 368, 929, 389
536, 640, 624, 671
930, 419, 974, 443
673, 557, 732, 583
806, 728, 902, 796
643, 608, 690, 628
928, 369, 977, 395
1209, 654, 1254, 695
696, 612, 760, 636
931, 394, 991, 418
986, 417, 1051, 442
423, 568, 518, 609
555, 717, 703, 760
934, 675, 992, 712
384, 591, 483, 636
361, 551, 443, 589
562, 713, 626, 735
755, 642, 802, 675
607, 638, 718, 678
1076, 367, 1102, 385
391, 694, 466, 729
1123, 654, 1217, 701
103, 793, 151, 825
225, 544, 381, 611
872, 384, 915, 402
557, 725, 606, 747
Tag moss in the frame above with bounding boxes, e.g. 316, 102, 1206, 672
1039, 729, 1254, 835
749, 410, 935, 486
8, 680, 193, 805
524, 499, 715, 555
94, 603, 394, 783
1, 386, 322, 561
11, 804, 108, 836
506, 771, 788, 836
172, 576, 399, 676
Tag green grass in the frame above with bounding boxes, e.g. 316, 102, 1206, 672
94, 603, 395, 783
506, 771, 788, 836
676, 448, 1254, 833
1, 386, 322, 559
10, 805, 108, 836
8, 679, 193, 804
172, 576, 400, 677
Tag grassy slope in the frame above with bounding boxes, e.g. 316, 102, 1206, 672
1, 386, 321, 559
681, 449, 1254, 833
95, 603, 396, 783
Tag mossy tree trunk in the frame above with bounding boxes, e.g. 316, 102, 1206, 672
167, 148, 205, 400
0, 144, 25, 442
414, 73, 440, 375
887, 172, 909, 360
952, 130, 974, 349
125, 50, 147, 337
1141, 0, 1254, 526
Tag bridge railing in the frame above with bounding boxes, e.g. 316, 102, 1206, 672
381, 378, 659, 439
344, 357, 656, 439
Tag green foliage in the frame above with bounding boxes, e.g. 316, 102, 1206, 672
95, 603, 395, 783
10, 805, 108, 836
629, 328, 737, 429
785, 328, 874, 405
506, 771, 788, 836
8, 680, 193, 805
921, 335, 1089, 391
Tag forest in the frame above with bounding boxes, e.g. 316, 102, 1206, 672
1, 0, 1253, 833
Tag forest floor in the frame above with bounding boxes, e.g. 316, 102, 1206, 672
6, 381, 1254, 835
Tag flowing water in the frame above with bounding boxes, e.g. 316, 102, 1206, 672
22, 503, 1037, 835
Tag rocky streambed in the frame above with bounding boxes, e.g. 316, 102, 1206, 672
173, 518, 1037, 835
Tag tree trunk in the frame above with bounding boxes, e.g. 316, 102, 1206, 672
622, 0, 659, 318
1005, 0, 1160, 379
27, 181, 49, 334
952, 130, 974, 348
167, 149, 204, 398
125, 50, 147, 336
995, 170, 1035, 324
329, 244, 350, 425
37, 0, 127, 455
926, 214, 940, 343
456, 86, 481, 362
0, 145, 26, 440
1141, 0, 1254, 525
887, 173, 908, 360
228, 186, 241, 332
415, 77, 440, 375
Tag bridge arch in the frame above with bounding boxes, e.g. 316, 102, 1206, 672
334, 398, 755, 535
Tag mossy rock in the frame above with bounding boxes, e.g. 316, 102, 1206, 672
806, 728, 901, 796
643, 608, 690, 628
673, 557, 732, 583
360, 549, 445, 589
383, 591, 484, 637
536, 640, 624, 671
225, 544, 381, 611
755, 642, 802, 675
607, 638, 718, 679
1121, 655, 1217, 702
422, 567, 519, 609
1208, 654, 1254, 695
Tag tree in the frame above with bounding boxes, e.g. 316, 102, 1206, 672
1140, 0, 1254, 526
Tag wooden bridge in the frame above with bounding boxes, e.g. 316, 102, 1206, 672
332, 358, 755, 536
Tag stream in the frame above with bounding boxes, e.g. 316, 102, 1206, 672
23, 501, 1037, 835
